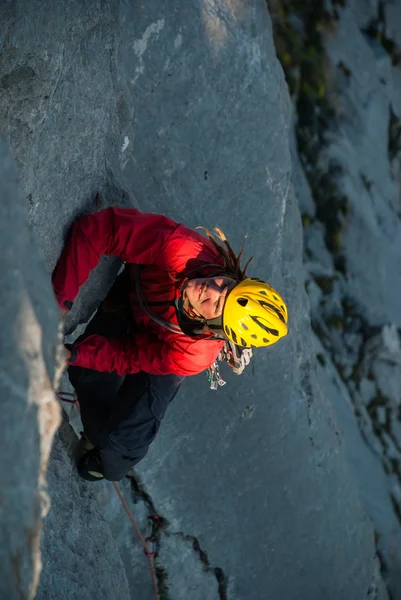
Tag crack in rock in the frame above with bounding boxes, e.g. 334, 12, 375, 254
170, 531, 228, 600
367, 552, 387, 600
127, 473, 228, 599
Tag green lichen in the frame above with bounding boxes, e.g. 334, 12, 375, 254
268, 0, 353, 274
267, 0, 334, 99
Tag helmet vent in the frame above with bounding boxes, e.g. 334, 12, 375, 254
237, 297, 248, 307
260, 290, 267, 295
225, 325, 230, 335
273, 295, 279, 301
240, 338, 247, 347
259, 300, 286, 324
251, 334, 257, 339
263, 338, 269, 343
230, 329, 238, 344
241, 323, 248, 330
251, 315, 280, 337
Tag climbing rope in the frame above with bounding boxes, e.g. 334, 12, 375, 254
112, 482, 160, 600
56, 390, 79, 405
56, 391, 160, 600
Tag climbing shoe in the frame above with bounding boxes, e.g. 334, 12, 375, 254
77, 432, 95, 456
77, 446, 104, 482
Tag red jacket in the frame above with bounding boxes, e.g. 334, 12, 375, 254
52, 207, 225, 376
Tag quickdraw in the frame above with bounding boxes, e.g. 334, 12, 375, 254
206, 339, 251, 389
206, 361, 226, 390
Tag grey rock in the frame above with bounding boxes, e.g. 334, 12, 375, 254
311, 336, 396, 598
390, 66, 401, 119
359, 378, 378, 406
303, 222, 335, 271
376, 406, 387, 427
157, 535, 220, 600
290, 122, 316, 218
390, 480, 401, 506
295, 2, 401, 596
384, 0, 401, 49
0, 141, 61, 599
305, 277, 324, 317
36, 420, 131, 600
347, 0, 380, 29
324, 7, 401, 326
381, 323, 401, 353
390, 416, 401, 449
371, 359, 401, 408
381, 432, 401, 462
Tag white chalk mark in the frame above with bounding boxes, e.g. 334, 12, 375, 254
121, 136, 130, 153
174, 33, 183, 49
131, 20, 165, 86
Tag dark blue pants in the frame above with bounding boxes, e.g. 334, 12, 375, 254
68, 306, 184, 481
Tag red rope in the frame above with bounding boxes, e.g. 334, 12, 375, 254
57, 391, 79, 405
57, 391, 160, 600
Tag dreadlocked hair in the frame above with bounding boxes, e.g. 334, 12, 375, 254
166, 226, 253, 284
194, 226, 253, 281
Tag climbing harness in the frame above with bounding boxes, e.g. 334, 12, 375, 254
57, 391, 161, 600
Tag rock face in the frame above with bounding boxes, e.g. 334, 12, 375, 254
0, 142, 61, 599
0, 1, 391, 599
36, 419, 131, 600
270, 0, 401, 597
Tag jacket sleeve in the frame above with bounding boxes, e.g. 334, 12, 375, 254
52, 207, 179, 310
69, 332, 221, 376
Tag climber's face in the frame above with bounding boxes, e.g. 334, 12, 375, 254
183, 276, 237, 320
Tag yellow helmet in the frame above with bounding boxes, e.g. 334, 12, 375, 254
222, 278, 288, 347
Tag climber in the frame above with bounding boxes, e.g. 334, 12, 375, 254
52, 206, 288, 482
